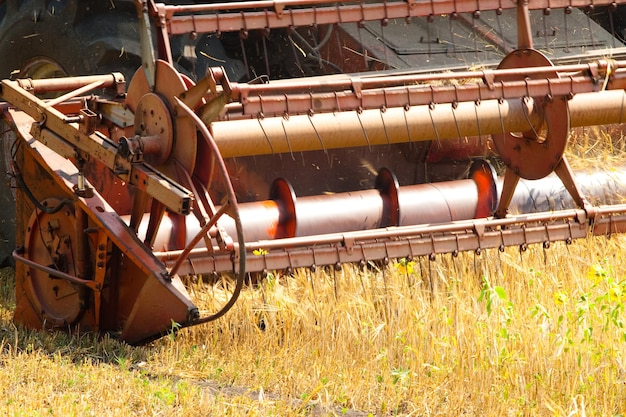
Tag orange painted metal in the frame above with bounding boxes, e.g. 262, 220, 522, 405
3, 0, 626, 344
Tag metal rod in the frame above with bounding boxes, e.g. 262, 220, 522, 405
222, 71, 625, 117
12, 73, 124, 94
148, 165, 626, 274
45, 80, 105, 108
218, 60, 618, 99
155, 207, 626, 274
13, 248, 98, 289
159, 0, 624, 34
211, 90, 626, 157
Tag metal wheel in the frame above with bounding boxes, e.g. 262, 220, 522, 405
491, 48, 571, 218
22, 199, 87, 327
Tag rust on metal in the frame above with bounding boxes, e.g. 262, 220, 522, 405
2, 0, 626, 343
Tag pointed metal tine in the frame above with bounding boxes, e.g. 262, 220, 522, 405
308, 112, 327, 155
380, 19, 390, 68
494, 168, 520, 218
448, 14, 456, 56
428, 103, 441, 143
280, 116, 295, 160
495, 5, 507, 52
427, 16, 433, 58
585, 5, 596, 50
356, 109, 372, 151
403, 104, 413, 144
257, 115, 275, 154
497, 98, 506, 136
563, 6, 571, 53
608, 4, 617, 48
334, 23, 345, 66
451, 100, 463, 141
472, 12, 479, 57
474, 97, 483, 140
380, 108, 390, 146
239, 30, 251, 79
543, 9, 549, 50
262, 30, 271, 77
356, 21, 368, 68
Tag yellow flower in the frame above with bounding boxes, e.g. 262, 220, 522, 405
586, 263, 608, 285
395, 258, 416, 275
553, 291, 568, 305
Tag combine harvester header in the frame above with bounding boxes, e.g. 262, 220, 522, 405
1, 0, 626, 343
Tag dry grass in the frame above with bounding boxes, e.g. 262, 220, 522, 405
1, 235, 626, 415
567, 125, 626, 171
0, 130, 625, 416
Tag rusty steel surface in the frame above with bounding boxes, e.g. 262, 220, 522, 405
2, 0, 626, 342
154, 206, 626, 276
156, 0, 626, 34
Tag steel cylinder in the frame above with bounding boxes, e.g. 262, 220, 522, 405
210, 90, 626, 158
138, 161, 498, 249
138, 163, 626, 253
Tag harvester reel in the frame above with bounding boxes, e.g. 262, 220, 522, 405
491, 48, 574, 218
492, 49, 569, 181
23, 199, 87, 327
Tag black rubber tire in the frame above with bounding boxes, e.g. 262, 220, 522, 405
0, 121, 16, 267
0, 0, 141, 81
0, 0, 142, 266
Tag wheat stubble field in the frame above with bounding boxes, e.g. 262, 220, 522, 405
0, 131, 626, 416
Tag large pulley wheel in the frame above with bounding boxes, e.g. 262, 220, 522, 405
23, 199, 87, 327
491, 49, 570, 180
127, 60, 198, 179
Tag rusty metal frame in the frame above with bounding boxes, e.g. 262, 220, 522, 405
155, 0, 624, 34
155, 205, 626, 275
1, 77, 193, 215
2, 0, 626, 343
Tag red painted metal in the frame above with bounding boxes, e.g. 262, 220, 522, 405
157, 0, 624, 34
3, 0, 626, 344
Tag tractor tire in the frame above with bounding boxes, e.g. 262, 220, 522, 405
0, 0, 142, 265
0, 0, 141, 80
